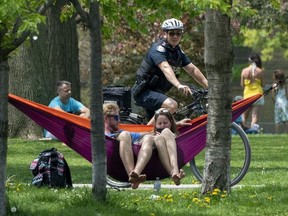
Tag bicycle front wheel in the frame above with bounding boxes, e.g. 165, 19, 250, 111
190, 122, 251, 186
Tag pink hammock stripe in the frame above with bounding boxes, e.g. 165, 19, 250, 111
8, 93, 262, 181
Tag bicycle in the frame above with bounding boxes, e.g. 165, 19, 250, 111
106, 86, 251, 188
173, 87, 251, 186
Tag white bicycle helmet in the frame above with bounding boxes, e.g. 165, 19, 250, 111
161, 18, 184, 31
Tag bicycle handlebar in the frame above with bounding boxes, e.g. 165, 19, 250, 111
190, 87, 208, 100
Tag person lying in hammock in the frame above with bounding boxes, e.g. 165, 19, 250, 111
153, 109, 186, 185
103, 103, 154, 189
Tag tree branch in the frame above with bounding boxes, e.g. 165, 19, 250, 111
69, 0, 90, 27
0, 0, 55, 57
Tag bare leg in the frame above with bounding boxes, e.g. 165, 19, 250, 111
250, 105, 260, 128
154, 135, 171, 174
154, 129, 185, 185
242, 106, 252, 125
117, 131, 134, 176
161, 129, 179, 176
134, 135, 154, 175
131, 134, 154, 189
147, 98, 178, 125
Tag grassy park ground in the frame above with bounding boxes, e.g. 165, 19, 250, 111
6, 134, 288, 216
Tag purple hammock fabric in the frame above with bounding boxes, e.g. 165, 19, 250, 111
8, 93, 262, 181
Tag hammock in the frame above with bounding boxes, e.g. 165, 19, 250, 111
8, 93, 262, 181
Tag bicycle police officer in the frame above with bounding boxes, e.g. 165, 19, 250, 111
132, 18, 208, 124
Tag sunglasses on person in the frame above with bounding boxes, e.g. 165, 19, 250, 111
107, 114, 120, 122
168, 31, 183, 37
155, 109, 172, 118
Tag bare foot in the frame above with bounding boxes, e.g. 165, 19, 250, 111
179, 169, 186, 179
128, 171, 138, 183
172, 169, 186, 186
131, 174, 146, 189
171, 174, 181, 186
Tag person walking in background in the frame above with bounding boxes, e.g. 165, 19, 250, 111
241, 52, 264, 129
45, 80, 90, 139
132, 18, 208, 125
271, 70, 288, 134
153, 109, 185, 185
103, 103, 154, 189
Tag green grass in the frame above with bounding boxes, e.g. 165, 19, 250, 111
6, 134, 288, 216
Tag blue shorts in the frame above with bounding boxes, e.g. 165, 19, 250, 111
134, 89, 168, 118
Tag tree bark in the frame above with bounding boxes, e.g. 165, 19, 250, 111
8, 0, 80, 139
89, 1, 107, 201
202, 7, 233, 194
0, 59, 9, 216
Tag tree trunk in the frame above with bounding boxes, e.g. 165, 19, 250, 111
8, 0, 80, 139
202, 7, 233, 194
0, 59, 9, 216
89, 1, 107, 200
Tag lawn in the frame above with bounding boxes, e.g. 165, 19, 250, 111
6, 134, 288, 216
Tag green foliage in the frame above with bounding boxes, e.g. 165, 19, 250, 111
240, 28, 288, 61
232, 63, 246, 82
60, 3, 76, 22
233, 0, 288, 60
0, 0, 46, 49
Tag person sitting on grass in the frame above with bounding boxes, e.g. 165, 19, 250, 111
45, 80, 90, 139
232, 96, 259, 135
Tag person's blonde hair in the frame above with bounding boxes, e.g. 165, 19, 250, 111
103, 103, 120, 116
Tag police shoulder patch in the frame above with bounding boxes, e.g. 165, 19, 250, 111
156, 45, 166, 52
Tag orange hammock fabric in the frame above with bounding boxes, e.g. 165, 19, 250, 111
8, 93, 262, 181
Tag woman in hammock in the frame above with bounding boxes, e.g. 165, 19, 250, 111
153, 109, 186, 185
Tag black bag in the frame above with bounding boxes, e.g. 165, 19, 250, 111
30, 148, 73, 188
103, 85, 132, 114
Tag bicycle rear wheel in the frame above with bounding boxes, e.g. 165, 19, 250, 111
190, 122, 251, 186
106, 176, 131, 188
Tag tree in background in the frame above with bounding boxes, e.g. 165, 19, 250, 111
0, 1, 53, 214
8, 0, 80, 138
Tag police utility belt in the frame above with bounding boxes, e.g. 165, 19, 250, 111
132, 75, 159, 98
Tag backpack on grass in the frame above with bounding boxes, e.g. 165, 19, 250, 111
30, 148, 72, 188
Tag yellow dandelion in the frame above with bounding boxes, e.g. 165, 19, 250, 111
212, 191, 218, 195
192, 197, 200, 203
221, 194, 227, 198
204, 197, 211, 203
167, 194, 173, 199
213, 188, 220, 193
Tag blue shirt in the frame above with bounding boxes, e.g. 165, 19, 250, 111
106, 130, 142, 144
49, 96, 84, 114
